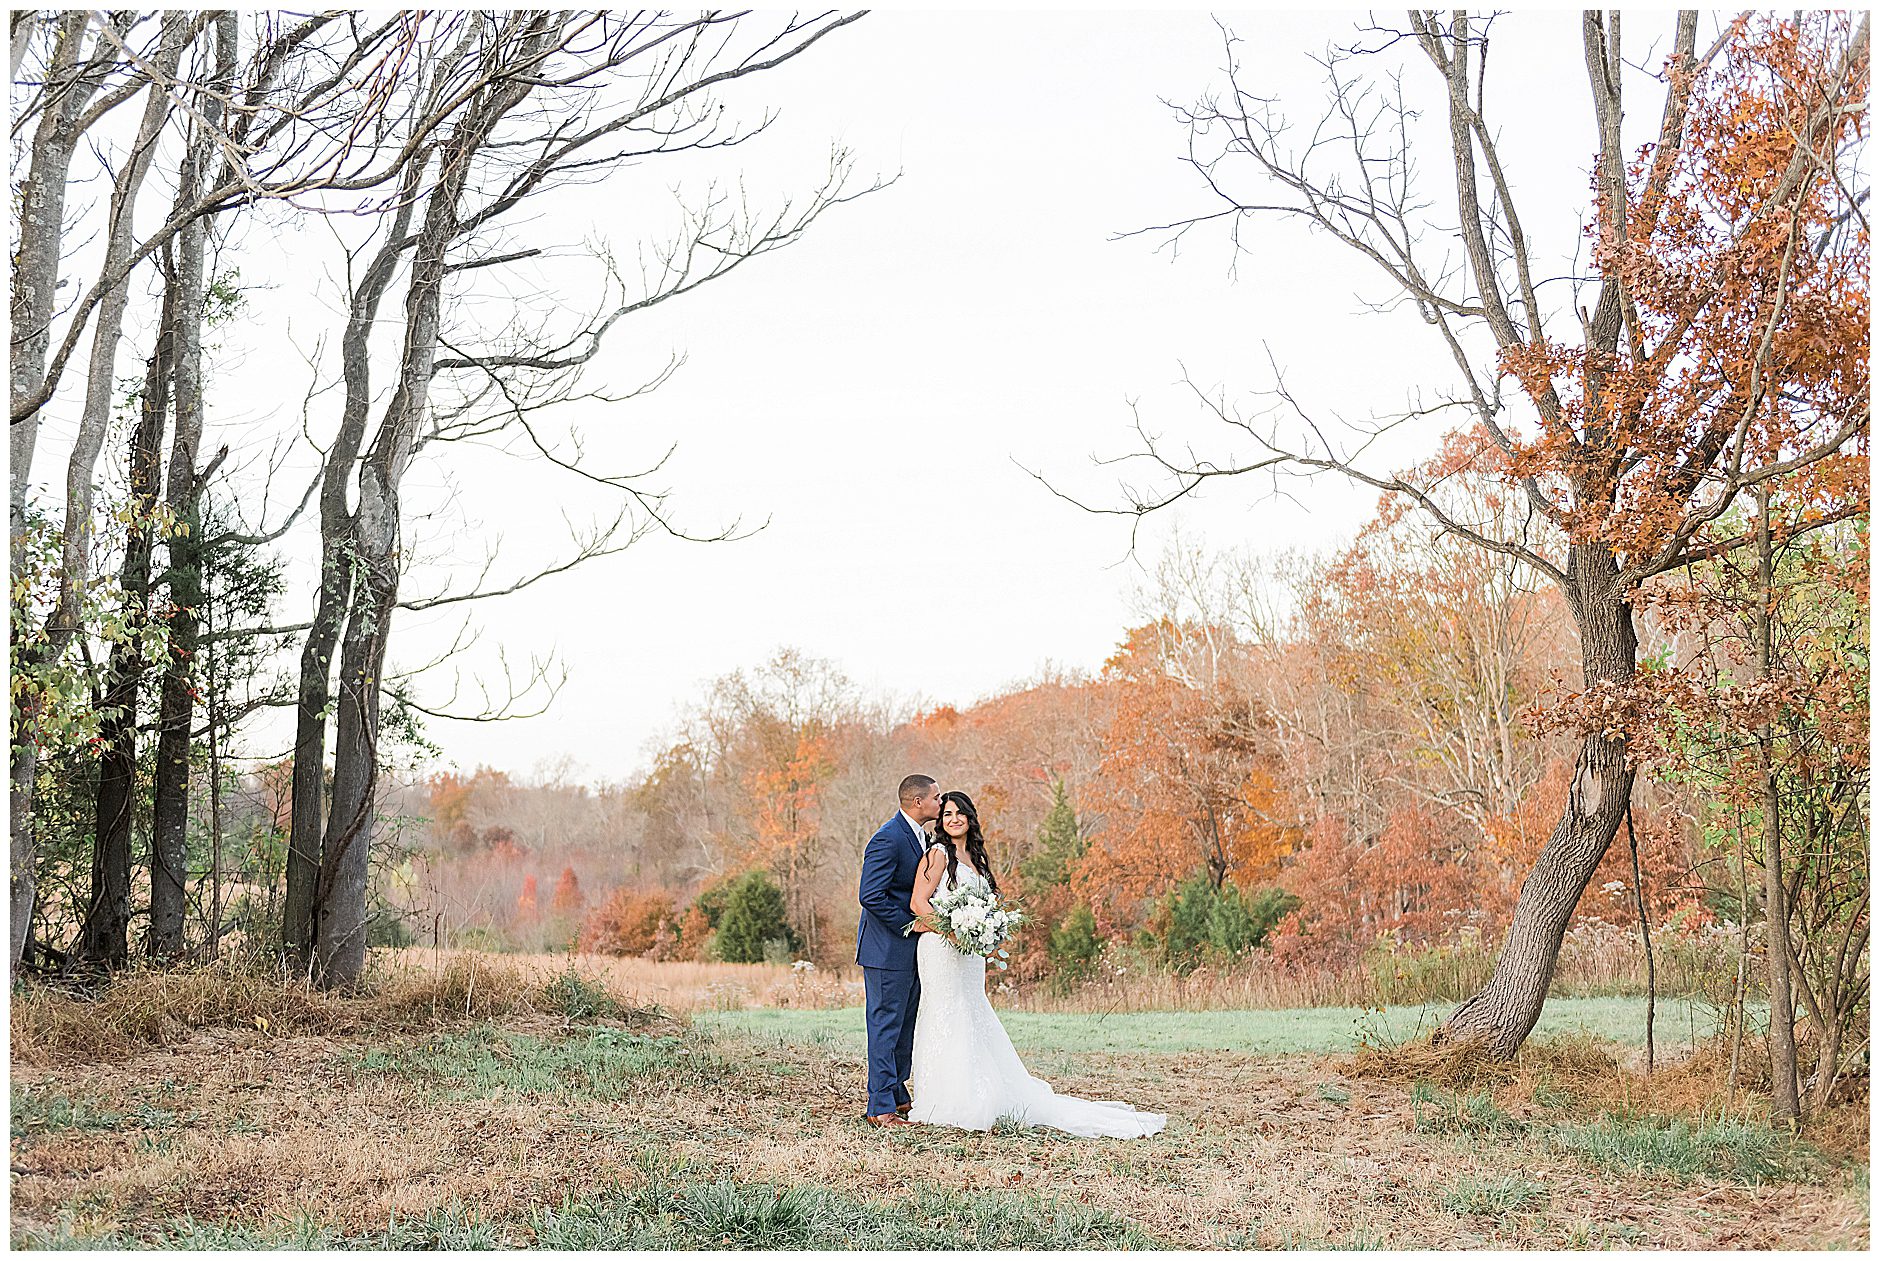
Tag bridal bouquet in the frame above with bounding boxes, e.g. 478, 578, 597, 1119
905, 883, 1023, 968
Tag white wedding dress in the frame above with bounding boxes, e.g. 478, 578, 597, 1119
907, 862, 1167, 1138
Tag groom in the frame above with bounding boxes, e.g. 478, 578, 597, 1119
855, 773, 942, 1127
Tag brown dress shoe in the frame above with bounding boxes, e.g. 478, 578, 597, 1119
896, 1102, 912, 1115
865, 1113, 911, 1127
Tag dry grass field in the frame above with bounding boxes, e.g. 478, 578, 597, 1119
8, 952, 1869, 1250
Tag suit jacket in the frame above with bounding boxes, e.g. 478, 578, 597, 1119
855, 812, 926, 970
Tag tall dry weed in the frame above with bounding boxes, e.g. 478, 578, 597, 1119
9, 949, 656, 1067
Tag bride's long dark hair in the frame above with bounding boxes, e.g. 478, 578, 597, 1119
933, 791, 998, 895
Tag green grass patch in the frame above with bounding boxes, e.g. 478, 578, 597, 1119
349, 1025, 726, 1101
14, 1176, 1161, 1251
697, 996, 1716, 1057
1552, 1114, 1816, 1185
1409, 1083, 1522, 1137
10, 1089, 126, 1138
13, 1205, 511, 1250
530, 1178, 1159, 1250
1440, 1173, 1547, 1216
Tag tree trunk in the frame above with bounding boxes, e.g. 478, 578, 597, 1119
284, 576, 346, 974
8, 748, 36, 976
312, 229, 449, 986
149, 522, 201, 957
10, 13, 107, 513
147, 15, 236, 960
314, 491, 398, 987
83, 301, 176, 968
148, 58, 220, 958
283, 176, 422, 977
1756, 489, 1802, 1125
1436, 544, 1638, 1058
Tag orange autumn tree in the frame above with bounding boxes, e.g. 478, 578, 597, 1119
426, 766, 514, 850
702, 649, 854, 958
745, 725, 837, 952
1077, 621, 1296, 933
1096, 11, 1867, 1058
550, 865, 584, 916
899, 669, 1113, 880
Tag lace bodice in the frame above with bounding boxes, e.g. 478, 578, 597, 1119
934, 854, 989, 893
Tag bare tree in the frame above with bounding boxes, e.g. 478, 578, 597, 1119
282, 11, 886, 986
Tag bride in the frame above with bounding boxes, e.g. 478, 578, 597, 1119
906, 791, 1166, 1139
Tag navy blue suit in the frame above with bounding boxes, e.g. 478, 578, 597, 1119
856, 812, 926, 1116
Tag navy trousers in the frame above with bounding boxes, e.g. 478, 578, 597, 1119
861, 963, 920, 1116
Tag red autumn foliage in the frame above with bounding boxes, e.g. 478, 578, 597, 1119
551, 865, 584, 915
578, 887, 676, 957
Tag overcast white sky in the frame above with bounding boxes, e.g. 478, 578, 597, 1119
30, 9, 1715, 786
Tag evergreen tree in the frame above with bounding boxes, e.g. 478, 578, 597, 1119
1154, 874, 1299, 973
1021, 779, 1084, 889
712, 870, 794, 963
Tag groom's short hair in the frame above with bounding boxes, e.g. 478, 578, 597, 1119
898, 774, 937, 804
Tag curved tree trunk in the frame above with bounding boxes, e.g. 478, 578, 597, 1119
283, 165, 423, 978
314, 479, 398, 988
1437, 544, 1638, 1058
283, 567, 347, 974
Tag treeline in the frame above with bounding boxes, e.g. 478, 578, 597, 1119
412, 485, 1865, 1119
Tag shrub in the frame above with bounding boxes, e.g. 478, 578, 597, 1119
1152, 874, 1299, 973
712, 871, 794, 964
579, 888, 676, 957
543, 964, 623, 1021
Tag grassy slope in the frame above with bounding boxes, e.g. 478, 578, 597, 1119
697, 995, 1721, 1057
